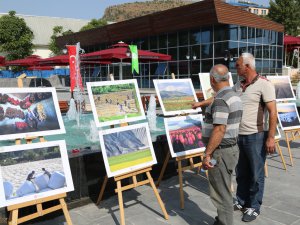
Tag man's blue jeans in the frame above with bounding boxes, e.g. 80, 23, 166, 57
236, 132, 267, 212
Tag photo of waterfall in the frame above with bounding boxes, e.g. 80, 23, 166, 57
277, 103, 300, 130
0, 88, 65, 140
99, 123, 157, 177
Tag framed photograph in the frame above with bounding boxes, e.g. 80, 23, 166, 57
99, 123, 157, 178
164, 114, 205, 158
277, 103, 300, 130
87, 79, 145, 127
199, 73, 234, 100
0, 88, 65, 140
266, 76, 295, 101
275, 126, 281, 140
153, 79, 201, 116
0, 140, 74, 207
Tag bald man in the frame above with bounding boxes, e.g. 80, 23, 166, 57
193, 64, 243, 225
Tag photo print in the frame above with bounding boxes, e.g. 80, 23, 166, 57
199, 73, 234, 100
277, 103, 300, 130
153, 79, 200, 116
0, 140, 73, 207
164, 114, 205, 157
87, 79, 145, 127
0, 88, 65, 140
266, 76, 295, 101
99, 123, 157, 177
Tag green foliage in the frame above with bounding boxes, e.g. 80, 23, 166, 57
49, 26, 74, 56
92, 83, 135, 94
0, 11, 34, 61
268, 0, 300, 36
80, 18, 107, 32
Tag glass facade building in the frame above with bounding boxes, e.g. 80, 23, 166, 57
81, 24, 283, 89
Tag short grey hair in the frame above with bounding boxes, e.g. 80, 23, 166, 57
241, 52, 256, 70
210, 64, 229, 83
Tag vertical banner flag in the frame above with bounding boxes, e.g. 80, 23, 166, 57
67, 45, 83, 92
129, 45, 139, 74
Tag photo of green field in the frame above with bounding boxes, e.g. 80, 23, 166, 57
101, 124, 156, 177
156, 80, 197, 112
91, 82, 142, 122
108, 149, 152, 172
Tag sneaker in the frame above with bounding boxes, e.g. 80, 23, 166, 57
242, 208, 260, 222
233, 200, 245, 211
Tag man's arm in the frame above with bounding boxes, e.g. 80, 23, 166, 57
203, 124, 226, 168
265, 100, 277, 154
192, 97, 213, 109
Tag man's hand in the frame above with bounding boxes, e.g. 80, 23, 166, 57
202, 155, 214, 170
265, 137, 275, 154
192, 102, 203, 109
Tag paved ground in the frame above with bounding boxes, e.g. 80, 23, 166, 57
15, 136, 300, 225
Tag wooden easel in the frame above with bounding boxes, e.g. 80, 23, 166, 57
156, 73, 206, 209
96, 74, 168, 225
6, 78, 73, 225
264, 138, 287, 177
283, 128, 300, 166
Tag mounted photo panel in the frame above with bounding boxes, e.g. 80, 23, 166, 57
87, 79, 145, 127
277, 103, 300, 131
164, 114, 205, 158
266, 76, 295, 101
0, 140, 74, 207
153, 79, 201, 116
0, 87, 65, 140
199, 73, 234, 100
99, 123, 157, 178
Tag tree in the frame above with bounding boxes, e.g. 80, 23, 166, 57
268, 0, 300, 36
49, 26, 74, 56
0, 11, 34, 61
80, 18, 107, 32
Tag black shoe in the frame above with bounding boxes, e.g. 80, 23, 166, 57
213, 216, 219, 225
233, 200, 245, 211
242, 208, 260, 222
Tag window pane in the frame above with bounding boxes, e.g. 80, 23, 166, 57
168, 33, 177, 47
201, 43, 213, 59
278, 32, 283, 45
158, 34, 168, 49
149, 36, 158, 49
201, 60, 213, 72
190, 29, 201, 45
141, 38, 149, 50
179, 46, 189, 60
277, 46, 283, 60
262, 30, 270, 44
179, 61, 188, 75
178, 31, 188, 46
214, 41, 229, 58
169, 62, 178, 75
255, 45, 263, 58
191, 45, 200, 60
214, 25, 229, 42
168, 48, 178, 60
239, 42, 247, 55
263, 45, 270, 59
201, 27, 213, 43
239, 26, 247, 42
256, 28, 263, 44
191, 60, 200, 75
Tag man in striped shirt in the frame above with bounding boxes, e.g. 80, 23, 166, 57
193, 64, 243, 225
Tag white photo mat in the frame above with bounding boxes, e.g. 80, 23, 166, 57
0, 140, 74, 207
277, 103, 300, 131
153, 79, 201, 116
164, 114, 205, 158
266, 76, 296, 101
199, 73, 234, 100
86, 79, 145, 127
0, 87, 65, 141
98, 123, 157, 178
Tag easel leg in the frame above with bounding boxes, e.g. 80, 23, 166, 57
156, 151, 170, 187
264, 161, 268, 177
146, 172, 169, 220
9, 209, 18, 225
59, 198, 73, 225
96, 175, 108, 205
276, 142, 287, 171
177, 160, 184, 210
116, 180, 125, 225
285, 132, 294, 166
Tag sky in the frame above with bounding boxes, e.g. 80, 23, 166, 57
0, 0, 270, 20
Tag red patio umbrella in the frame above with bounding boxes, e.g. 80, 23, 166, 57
5, 55, 41, 67
81, 42, 171, 79
27, 65, 54, 70
284, 35, 300, 66
0, 56, 5, 66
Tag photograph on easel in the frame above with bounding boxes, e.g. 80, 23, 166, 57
164, 114, 205, 158
266, 76, 295, 101
0, 140, 73, 207
87, 79, 145, 127
199, 73, 234, 100
153, 79, 201, 116
277, 103, 300, 130
0, 87, 65, 140
99, 123, 157, 177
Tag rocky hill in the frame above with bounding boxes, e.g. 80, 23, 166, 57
102, 0, 195, 22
